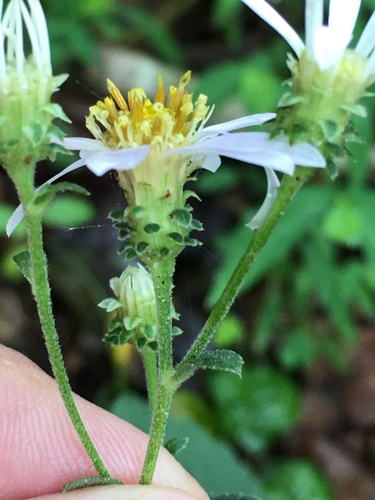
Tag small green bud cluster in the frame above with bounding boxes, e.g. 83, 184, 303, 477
109, 188, 203, 265
99, 264, 181, 351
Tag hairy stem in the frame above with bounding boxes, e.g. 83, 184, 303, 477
174, 168, 313, 385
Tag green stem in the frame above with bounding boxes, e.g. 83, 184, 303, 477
12, 168, 113, 479
141, 347, 158, 411
140, 383, 173, 484
140, 257, 176, 484
174, 167, 313, 385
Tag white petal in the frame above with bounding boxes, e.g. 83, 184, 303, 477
61, 137, 107, 152
85, 146, 150, 176
328, 0, 360, 50
200, 153, 222, 172
241, 0, 304, 56
6, 204, 24, 237
198, 113, 276, 139
45, 158, 88, 185
176, 132, 296, 175
313, 26, 346, 70
305, 0, 323, 55
248, 168, 280, 230
356, 10, 375, 57
6, 158, 87, 236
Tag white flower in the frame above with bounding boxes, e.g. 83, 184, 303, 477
242, 0, 375, 75
6, 73, 325, 236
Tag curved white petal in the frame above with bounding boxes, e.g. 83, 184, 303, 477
198, 113, 276, 139
305, 0, 323, 55
248, 168, 280, 230
6, 158, 87, 236
328, 0, 360, 52
85, 145, 150, 176
6, 204, 24, 237
356, 10, 375, 57
241, 0, 304, 56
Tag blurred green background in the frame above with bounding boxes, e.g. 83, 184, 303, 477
2, 0, 375, 498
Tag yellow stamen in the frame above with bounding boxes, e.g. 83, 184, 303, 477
155, 75, 165, 104
86, 71, 209, 152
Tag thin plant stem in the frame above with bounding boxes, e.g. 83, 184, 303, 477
141, 346, 158, 411
140, 257, 176, 484
174, 167, 314, 386
12, 166, 113, 479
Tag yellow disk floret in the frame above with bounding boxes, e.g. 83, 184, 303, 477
86, 71, 210, 151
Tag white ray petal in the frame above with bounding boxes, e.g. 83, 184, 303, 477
60, 137, 107, 152
85, 145, 150, 176
328, 0, 360, 51
248, 168, 280, 230
200, 153, 222, 172
241, 0, 304, 56
313, 26, 346, 70
198, 113, 276, 139
174, 132, 298, 175
305, 0, 323, 55
356, 10, 375, 57
6, 157, 88, 236
6, 203, 24, 236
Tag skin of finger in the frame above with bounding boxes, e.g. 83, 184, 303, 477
30, 485, 206, 500
0, 345, 208, 500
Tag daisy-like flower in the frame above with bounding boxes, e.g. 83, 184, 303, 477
242, 0, 375, 163
241, 0, 375, 75
0, 0, 67, 170
7, 72, 324, 244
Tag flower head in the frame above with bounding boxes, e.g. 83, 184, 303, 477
0, 0, 67, 169
242, 0, 375, 174
6, 72, 325, 240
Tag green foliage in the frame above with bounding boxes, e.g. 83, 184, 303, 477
214, 315, 244, 348
43, 196, 95, 227
209, 367, 300, 453
110, 393, 263, 497
13, 251, 32, 283
194, 349, 244, 376
263, 460, 333, 500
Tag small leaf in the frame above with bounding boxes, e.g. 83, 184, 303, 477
63, 477, 123, 492
142, 324, 157, 339
144, 223, 161, 234
136, 336, 147, 350
37, 181, 90, 199
168, 232, 184, 244
164, 436, 189, 456
109, 208, 124, 220
136, 242, 149, 254
277, 92, 304, 107
124, 316, 141, 330
195, 349, 244, 376
319, 120, 340, 141
13, 251, 32, 283
172, 326, 183, 336
170, 209, 191, 228
98, 298, 122, 312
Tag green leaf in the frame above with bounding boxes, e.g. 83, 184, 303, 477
264, 460, 333, 500
170, 209, 191, 228
13, 251, 32, 282
194, 349, 243, 376
210, 367, 300, 453
37, 181, 90, 199
43, 196, 95, 227
322, 195, 363, 246
164, 436, 189, 456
